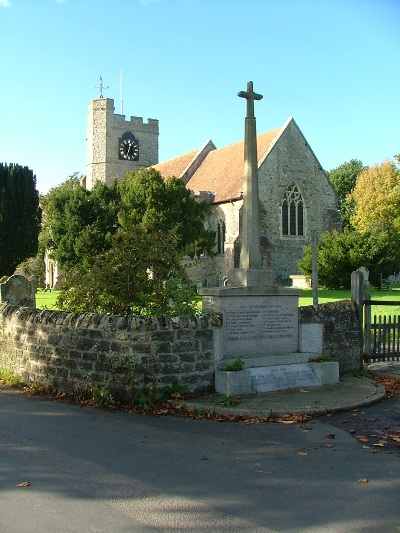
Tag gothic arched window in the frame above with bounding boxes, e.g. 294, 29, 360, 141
281, 183, 304, 237
217, 221, 226, 254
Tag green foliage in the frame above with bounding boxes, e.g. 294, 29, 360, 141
163, 381, 188, 400
118, 168, 215, 257
309, 355, 333, 362
299, 228, 400, 289
0, 163, 41, 276
138, 384, 165, 410
43, 168, 215, 315
0, 368, 24, 388
43, 177, 119, 274
350, 160, 400, 235
327, 159, 365, 229
92, 386, 116, 408
215, 394, 241, 407
44, 168, 215, 275
56, 224, 199, 316
301, 157, 400, 290
220, 359, 245, 371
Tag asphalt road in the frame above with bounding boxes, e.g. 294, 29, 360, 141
0, 385, 399, 533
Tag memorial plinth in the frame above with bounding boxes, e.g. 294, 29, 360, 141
199, 284, 339, 394
199, 285, 302, 359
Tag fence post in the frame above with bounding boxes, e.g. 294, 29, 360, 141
364, 292, 371, 358
351, 271, 364, 368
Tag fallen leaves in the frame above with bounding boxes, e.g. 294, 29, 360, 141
371, 374, 400, 398
341, 411, 400, 449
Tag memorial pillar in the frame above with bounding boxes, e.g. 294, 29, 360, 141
227, 81, 275, 288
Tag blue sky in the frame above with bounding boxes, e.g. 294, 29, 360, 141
1, 0, 399, 194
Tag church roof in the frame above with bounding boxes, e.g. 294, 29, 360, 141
153, 148, 201, 182
153, 123, 285, 203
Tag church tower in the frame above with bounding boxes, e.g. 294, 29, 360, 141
86, 97, 159, 190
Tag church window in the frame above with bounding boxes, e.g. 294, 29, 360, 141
217, 221, 226, 254
281, 184, 304, 237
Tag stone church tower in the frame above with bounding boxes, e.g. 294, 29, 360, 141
86, 97, 159, 190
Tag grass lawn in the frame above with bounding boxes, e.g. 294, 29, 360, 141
35, 286, 400, 318
300, 286, 400, 318
35, 289, 62, 310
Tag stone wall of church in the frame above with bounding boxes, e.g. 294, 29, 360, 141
258, 119, 340, 279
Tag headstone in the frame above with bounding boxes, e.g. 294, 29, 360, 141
0, 274, 36, 308
357, 266, 369, 287
290, 275, 310, 289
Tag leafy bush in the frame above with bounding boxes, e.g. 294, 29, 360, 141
57, 225, 199, 317
299, 228, 400, 289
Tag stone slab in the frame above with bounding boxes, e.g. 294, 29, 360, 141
310, 361, 339, 385
215, 369, 252, 395
250, 362, 339, 393
298, 323, 323, 353
200, 287, 300, 358
219, 353, 315, 368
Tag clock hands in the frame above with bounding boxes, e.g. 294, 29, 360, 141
120, 138, 138, 160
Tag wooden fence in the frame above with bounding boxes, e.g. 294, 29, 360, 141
364, 294, 400, 362
351, 271, 400, 363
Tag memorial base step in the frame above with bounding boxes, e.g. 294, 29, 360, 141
215, 360, 339, 395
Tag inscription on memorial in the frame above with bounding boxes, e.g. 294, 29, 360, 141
225, 303, 295, 343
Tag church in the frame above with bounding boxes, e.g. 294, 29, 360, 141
83, 95, 340, 289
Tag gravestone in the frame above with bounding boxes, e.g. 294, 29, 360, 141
199, 81, 338, 394
357, 266, 370, 287
0, 274, 36, 308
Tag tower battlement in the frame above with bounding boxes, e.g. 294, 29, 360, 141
86, 98, 159, 190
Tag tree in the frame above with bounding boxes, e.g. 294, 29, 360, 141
327, 159, 365, 229
349, 160, 400, 235
43, 177, 120, 273
44, 168, 215, 277
57, 224, 199, 316
0, 163, 41, 276
118, 168, 215, 257
299, 227, 400, 289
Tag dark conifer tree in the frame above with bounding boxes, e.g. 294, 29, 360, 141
0, 163, 41, 276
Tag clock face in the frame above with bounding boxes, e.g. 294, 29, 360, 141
119, 139, 139, 161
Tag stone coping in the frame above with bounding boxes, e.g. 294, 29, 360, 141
198, 286, 302, 297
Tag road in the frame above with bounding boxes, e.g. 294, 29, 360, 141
0, 384, 399, 532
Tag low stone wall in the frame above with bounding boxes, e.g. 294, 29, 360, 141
0, 299, 362, 399
0, 304, 214, 400
299, 300, 361, 373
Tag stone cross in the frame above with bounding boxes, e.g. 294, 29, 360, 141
238, 81, 263, 270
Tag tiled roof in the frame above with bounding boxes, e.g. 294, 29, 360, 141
152, 148, 201, 181
154, 124, 284, 203
187, 128, 282, 203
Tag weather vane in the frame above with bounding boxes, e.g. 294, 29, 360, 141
96, 75, 109, 98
